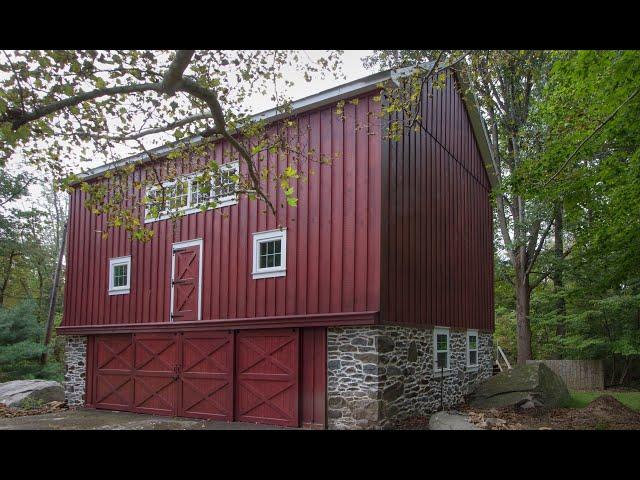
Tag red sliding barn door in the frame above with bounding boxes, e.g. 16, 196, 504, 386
89, 328, 310, 427
132, 333, 179, 416
171, 243, 201, 322
94, 335, 134, 411
235, 329, 299, 427
179, 331, 234, 421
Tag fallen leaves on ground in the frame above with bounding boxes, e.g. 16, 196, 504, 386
460, 395, 640, 430
0, 401, 67, 418
394, 395, 640, 430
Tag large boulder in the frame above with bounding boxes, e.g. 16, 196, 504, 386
468, 363, 570, 410
0, 380, 64, 408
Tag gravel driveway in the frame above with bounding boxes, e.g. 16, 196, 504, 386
0, 408, 287, 430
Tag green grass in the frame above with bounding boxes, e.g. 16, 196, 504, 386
566, 390, 640, 411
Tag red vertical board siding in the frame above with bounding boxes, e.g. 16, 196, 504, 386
300, 327, 327, 428
318, 109, 332, 313
354, 100, 368, 312
61, 93, 382, 329
295, 117, 309, 315
329, 108, 343, 314
380, 71, 494, 331
285, 124, 298, 316
342, 103, 356, 313
307, 112, 320, 315
366, 96, 382, 312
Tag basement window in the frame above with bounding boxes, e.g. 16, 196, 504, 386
467, 330, 479, 369
252, 229, 286, 279
109, 256, 131, 295
434, 327, 450, 373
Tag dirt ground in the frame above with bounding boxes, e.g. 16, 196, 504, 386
0, 405, 285, 430
4, 396, 640, 430
395, 395, 640, 430
461, 395, 640, 430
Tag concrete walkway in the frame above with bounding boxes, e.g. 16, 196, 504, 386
0, 408, 287, 430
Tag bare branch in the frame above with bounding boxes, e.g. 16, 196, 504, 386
82, 113, 212, 141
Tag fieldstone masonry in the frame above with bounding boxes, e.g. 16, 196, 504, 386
64, 335, 87, 407
327, 326, 493, 429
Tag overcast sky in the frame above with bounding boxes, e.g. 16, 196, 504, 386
248, 50, 375, 112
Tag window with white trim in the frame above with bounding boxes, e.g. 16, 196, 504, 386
144, 162, 239, 222
434, 327, 450, 372
109, 256, 131, 295
252, 229, 286, 279
467, 330, 479, 368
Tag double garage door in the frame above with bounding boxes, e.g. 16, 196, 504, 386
88, 329, 300, 427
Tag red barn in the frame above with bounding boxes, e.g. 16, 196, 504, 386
59, 66, 495, 429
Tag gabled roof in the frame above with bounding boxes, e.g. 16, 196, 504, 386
75, 64, 495, 186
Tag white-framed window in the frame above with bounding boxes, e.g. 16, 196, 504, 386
109, 256, 131, 295
252, 229, 286, 279
467, 329, 479, 369
144, 161, 239, 223
433, 327, 450, 372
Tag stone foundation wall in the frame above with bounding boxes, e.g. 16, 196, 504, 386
327, 326, 493, 429
64, 336, 87, 407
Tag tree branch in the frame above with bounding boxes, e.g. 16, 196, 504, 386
530, 269, 554, 290
544, 85, 640, 186
3, 82, 164, 130
81, 113, 213, 141
3, 50, 198, 131
526, 219, 554, 276
161, 50, 195, 94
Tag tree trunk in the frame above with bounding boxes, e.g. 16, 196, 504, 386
516, 270, 533, 364
618, 357, 631, 386
552, 202, 566, 356
609, 355, 616, 387
0, 251, 17, 307
40, 221, 67, 365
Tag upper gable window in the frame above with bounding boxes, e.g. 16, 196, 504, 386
144, 161, 239, 223
109, 256, 131, 295
252, 229, 287, 279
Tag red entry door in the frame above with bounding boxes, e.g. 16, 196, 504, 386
171, 242, 201, 322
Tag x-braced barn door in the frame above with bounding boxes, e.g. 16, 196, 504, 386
133, 333, 180, 416
90, 329, 301, 426
235, 329, 300, 427
170, 240, 202, 322
179, 331, 234, 421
